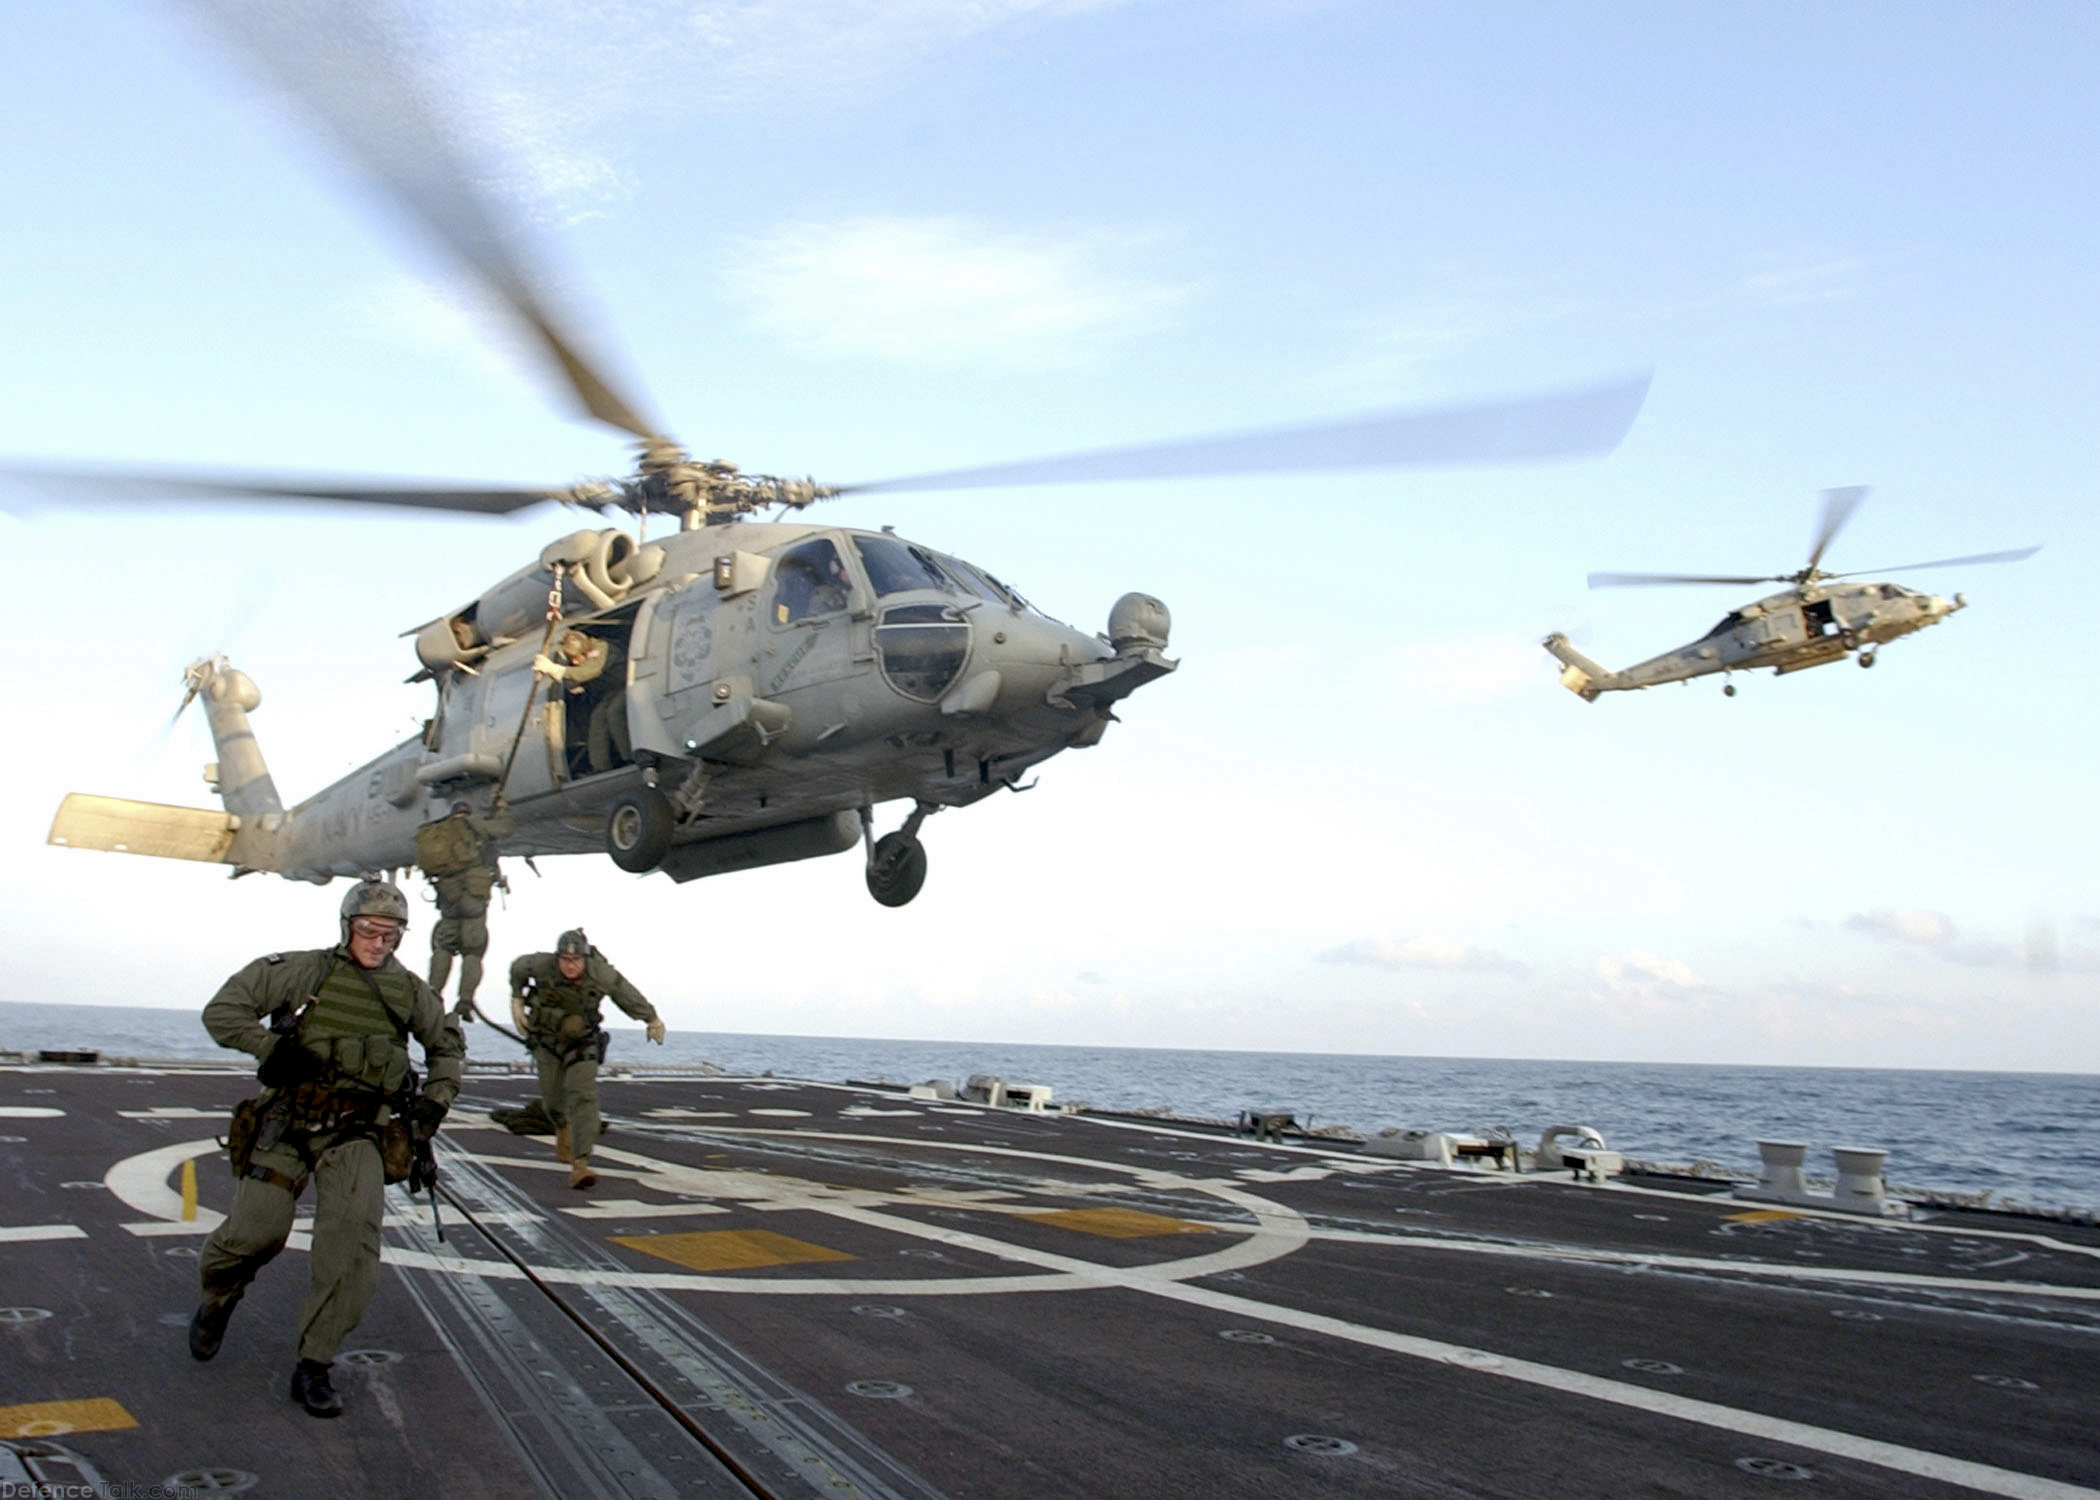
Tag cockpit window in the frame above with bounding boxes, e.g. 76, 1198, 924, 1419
1701, 611, 1745, 640
855, 535, 958, 597
772, 538, 851, 624
937, 553, 1025, 608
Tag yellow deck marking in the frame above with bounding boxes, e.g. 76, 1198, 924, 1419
180, 1158, 197, 1221
1724, 1210, 1806, 1223
0, 1398, 137, 1438
1022, 1207, 1217, 1239
612, 1228, 855, 1272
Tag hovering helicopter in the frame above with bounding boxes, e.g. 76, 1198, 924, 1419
29, 1, 1647, 905
1542, 486, 2039, 701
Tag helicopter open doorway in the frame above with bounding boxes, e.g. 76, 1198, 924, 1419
549, 603, 642, 785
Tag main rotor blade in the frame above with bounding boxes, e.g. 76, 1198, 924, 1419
0, 464, 568, 517
1804, 485, 1869, 573
835, 374, 1650, 496
1586, 571, 1779, 589
1834, 545, 2043, 578
175, 0, 662, 444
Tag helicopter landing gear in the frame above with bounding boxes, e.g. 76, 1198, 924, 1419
605, 786, 674, 872
1723, 682, 1736, 697
863, 801, 937, 907
1858, 649, 1877, 669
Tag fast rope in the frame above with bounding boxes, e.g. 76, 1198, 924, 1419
432, 1171, 792, 1500
492, 562, 567, 811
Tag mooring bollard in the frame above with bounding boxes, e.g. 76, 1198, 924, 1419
1831, 1146, 1888, 1210
1755, 1139, 1811, 1198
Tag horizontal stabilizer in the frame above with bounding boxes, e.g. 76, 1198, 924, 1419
48, 794, 239, 863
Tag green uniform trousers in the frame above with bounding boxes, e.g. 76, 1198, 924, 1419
429, 871, 493, 1005
197, 1133, 386, 1364
533, 1047, 604, 1159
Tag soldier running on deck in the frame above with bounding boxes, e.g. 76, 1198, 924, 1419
189, 881, 464, 1418
510, 929, 664, 1189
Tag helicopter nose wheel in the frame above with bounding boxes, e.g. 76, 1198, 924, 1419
606, 787, 674, 872
1858, 649, 1877, 669
1723, 682, 1736, 697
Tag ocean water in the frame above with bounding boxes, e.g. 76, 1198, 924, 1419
5, 1002, 2094, 1214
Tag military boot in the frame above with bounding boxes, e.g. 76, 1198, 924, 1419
187, 1295, 237, 1362
569, 1156, 596, 1190
290, 1359, 343, 1419
555, 1124, 572, 1164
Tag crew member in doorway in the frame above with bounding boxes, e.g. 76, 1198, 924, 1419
534, 628, 629, 775
414, 800, 514, 1019
189, 881, 464, 1418
510, 929, 665, 1189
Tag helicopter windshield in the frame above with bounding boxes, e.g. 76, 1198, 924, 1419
1700, 610, 1746, 640
856, 535, 955, 596
855, 535, 1026, 608
938, 553, 1027, 609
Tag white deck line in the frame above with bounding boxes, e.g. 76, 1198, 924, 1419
1309, 1225, 2100, 1302
0, 1224, 87, 1242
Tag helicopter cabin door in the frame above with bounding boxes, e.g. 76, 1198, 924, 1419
649, 583, 722, 727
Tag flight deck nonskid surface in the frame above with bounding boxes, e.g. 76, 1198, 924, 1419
3, 1065, 2096, 1499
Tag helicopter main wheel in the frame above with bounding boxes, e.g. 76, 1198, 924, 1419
605, 787, 674, 872
866, 831, 928, 907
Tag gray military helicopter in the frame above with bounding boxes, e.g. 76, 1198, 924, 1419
1542, 486, 2039, 701
29, 1, 1647, 905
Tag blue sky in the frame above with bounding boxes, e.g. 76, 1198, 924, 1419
1, 1, 2093, 1071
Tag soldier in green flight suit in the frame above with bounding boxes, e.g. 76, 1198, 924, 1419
509, 929, 664, 1189
414, 800, 515, 1019
188, 880, 465, 1419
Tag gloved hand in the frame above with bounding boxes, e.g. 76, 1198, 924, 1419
408, 1095, 448, 1139
645, 1019, 666, 1045
532, 654, 565, 680
257, 1036, 322, 1090
510, 994, 530, 1036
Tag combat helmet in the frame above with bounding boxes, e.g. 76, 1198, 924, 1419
556, 928, 591, 957
340, 879, 410, 943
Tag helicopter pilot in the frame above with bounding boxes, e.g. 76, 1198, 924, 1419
774, 543, 851, 624
534, 629, 629, 775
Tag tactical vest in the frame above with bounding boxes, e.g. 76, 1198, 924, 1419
530, 975, 606, 1043
296, 956, 416, 1096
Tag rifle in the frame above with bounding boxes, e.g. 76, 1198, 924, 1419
392, 1071, 447, 1243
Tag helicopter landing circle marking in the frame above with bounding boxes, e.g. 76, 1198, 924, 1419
103, 1129, 1310, 1296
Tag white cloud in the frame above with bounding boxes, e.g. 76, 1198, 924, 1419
1310, 283, 1595, 404
1737, 255, 1866, 307
1845, 908, 2092, 973
409, 1, 1138, 217
345, 273, 535, 386
725, 215, 1192, 369
1596, 949, 1702, 991
1589, 949, 1710, 1023
1319, 936, 1526, 975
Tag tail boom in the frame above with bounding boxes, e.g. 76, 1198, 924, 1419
1542, 633, 1611, 701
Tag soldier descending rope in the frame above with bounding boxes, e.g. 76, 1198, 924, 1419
414, 801, 513, 1019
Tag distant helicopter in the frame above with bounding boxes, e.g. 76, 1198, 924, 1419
24, 1, 1648, 906
1543, 486, 2038, 701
